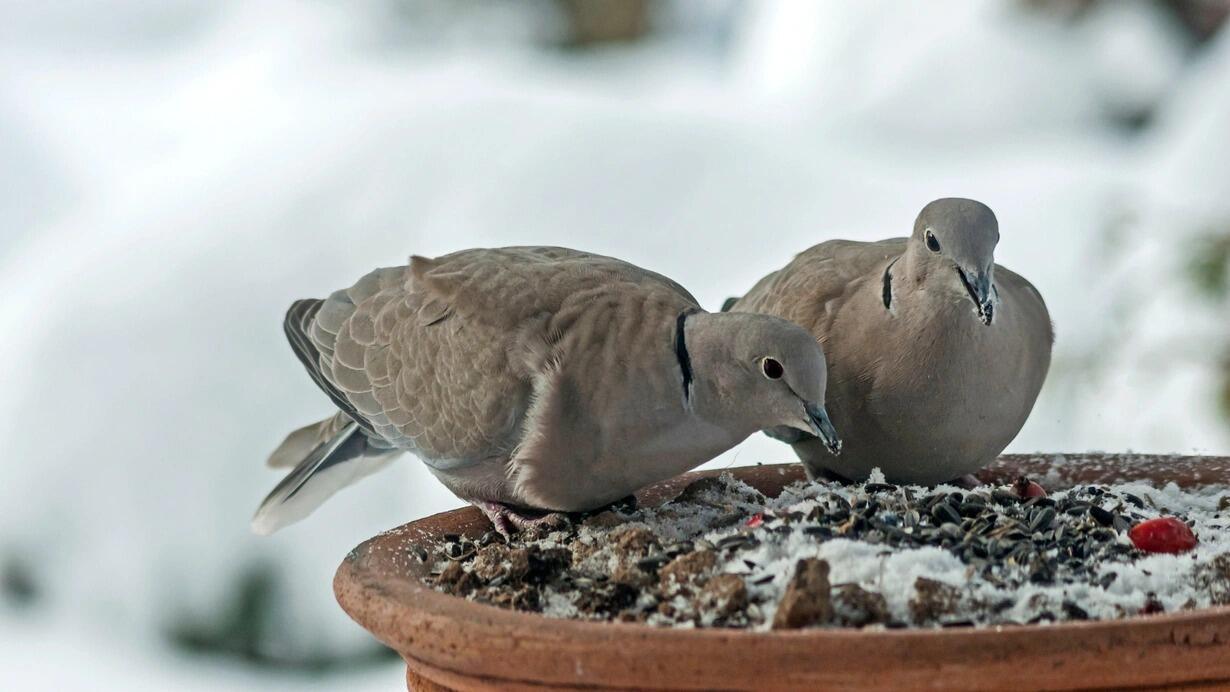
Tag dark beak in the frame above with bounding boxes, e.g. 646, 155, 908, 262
804, 402, 842, 456
956, 267, 995, 326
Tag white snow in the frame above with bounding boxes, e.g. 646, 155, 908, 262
1, 0, 1229, 687
0, 613, 404, 692
532, 474, 1230, 629
730, 478, 1230, 628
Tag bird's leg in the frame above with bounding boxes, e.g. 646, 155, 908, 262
472, 500, 570, 540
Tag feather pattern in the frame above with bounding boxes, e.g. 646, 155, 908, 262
259, 247, 717, 530
731, 227, 1052, 485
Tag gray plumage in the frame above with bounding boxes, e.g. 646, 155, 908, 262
254, 246, 840, 535
729, 199, 1053, 484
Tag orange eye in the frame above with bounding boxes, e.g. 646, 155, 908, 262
762, 357, 784, 380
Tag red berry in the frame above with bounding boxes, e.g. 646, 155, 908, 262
746, 512, 764, 528
1013, 476, 1047, 499
1129, 517, 1198, 554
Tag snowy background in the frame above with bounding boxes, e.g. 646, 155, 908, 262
3, 0, 1230, 689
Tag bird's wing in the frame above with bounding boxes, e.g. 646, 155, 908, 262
408, 246, 699, 329
995, 263, 1055, 382
731, 238, 908, 335
287, 247, 699, 470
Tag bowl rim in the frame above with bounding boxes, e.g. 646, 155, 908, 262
335, 453, 1230, 690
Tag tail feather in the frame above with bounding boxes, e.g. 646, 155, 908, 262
720, 296, 740, 312
266, 414, 350, 469
251, 422, 398, 535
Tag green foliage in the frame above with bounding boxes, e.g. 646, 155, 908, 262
1, 551, 39, 608
1220, 349, 1230, 421
1189, 232, 1230, 302
1188, 230, 1230, 422
168, 563, 395, 672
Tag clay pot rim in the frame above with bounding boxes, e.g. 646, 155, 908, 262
337, 453, 1230, 644
335, 558, 1230, 641
335, 453, 1230, 690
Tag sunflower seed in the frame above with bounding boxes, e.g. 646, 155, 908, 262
932, 503, 962, 525
1062, 601, 1089, 620
636, 554, 671, 571
1089, 506, 1114, 527
1029, 507, 1056, 533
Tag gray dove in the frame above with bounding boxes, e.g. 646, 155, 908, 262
252, 246, 840, 536
727, 199, 1052, 485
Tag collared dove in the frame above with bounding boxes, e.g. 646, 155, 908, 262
727, 199, 1052, 484
253, 246, 840, 536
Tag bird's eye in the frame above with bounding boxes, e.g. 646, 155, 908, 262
761, 357, 784, 380
925, 230, 941, 253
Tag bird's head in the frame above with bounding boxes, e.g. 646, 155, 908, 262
690, 313, 841, 456
911, 198, 1000, 326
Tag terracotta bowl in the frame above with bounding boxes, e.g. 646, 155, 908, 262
335, 454, 1230, 691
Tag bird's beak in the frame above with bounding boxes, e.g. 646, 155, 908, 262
956, 267, 995, 326
804, 401, 842, 456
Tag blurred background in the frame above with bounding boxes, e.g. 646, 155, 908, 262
2, 0, 1230, 688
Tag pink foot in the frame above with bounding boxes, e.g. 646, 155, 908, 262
473, 501, 570, 540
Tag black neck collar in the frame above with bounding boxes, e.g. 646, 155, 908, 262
882, 257, 900, 310
675, 309, 697, 402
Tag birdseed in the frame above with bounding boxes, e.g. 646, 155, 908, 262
423, 471, 1230, 629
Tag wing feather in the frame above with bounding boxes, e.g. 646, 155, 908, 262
282, 298, 377, 436
731, 238, 907, 333
284, 247, 700, 468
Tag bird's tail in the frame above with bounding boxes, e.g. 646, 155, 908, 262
265, 413, 353, 469
720, 296, 740, 312
251, 419, 399, 535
